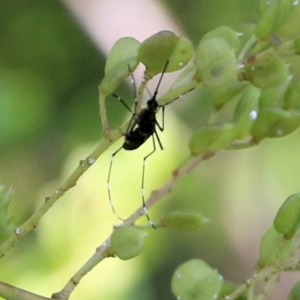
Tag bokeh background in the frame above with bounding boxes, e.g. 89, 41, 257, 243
1, 0, 300, 299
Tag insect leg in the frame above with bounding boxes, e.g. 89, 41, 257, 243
156, 106, 165, 132
107, 146, 125, 220
141, 133, 163, 228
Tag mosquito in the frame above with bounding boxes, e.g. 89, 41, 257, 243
107, 61, 170, 227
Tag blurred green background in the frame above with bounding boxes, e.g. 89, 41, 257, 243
0, 0, 300, 299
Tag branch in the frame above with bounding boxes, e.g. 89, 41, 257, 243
52, 152, 215, 300
0, 281, 50, 300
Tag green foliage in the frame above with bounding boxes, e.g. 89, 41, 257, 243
3, 0, 300, 299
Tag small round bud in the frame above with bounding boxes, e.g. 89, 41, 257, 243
201, 26, 240, 54
283, 78, 300, 110
100, 37, 140, 95
104, 37, 140, 74
110, 226, 146, 260
259, 79, 290, 109
244, 52, 289, 89
255, 0, 294, 39
251, 107, 300, 142
138, 31, 193, 76
274, 193, 300, 239
189, 123, 236, 155
258, 226, 296, 267
277, 1, 300, 39
233, 84, 260, 139
195, 37, 238, 88
162, 210, 209, 231
294, 37, 300, 54
171, 259, 223, 300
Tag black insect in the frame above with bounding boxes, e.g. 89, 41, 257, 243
107, 61, 169, 227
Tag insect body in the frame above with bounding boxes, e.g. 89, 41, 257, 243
123, 90, 164, 151
107, 61, 169, 227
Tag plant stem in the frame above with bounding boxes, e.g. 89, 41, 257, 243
0, 281, 50, 300
53, 152, 214, 299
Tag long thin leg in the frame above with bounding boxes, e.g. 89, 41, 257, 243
107, 146, 124, 220
141, 134, 158, 228
156, 106, 165, 132
154, 129, 163, 150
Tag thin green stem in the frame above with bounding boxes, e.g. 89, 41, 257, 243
52, 242, 109, 300
136, 76, 149, 112
225, 259, 300, 300
158, 81, 197, 106
0, 280, 50, 300
170, 65, 195, 89
257, 273, 279, 300
53, 152, 213, 299
99, 91, 110, 139
238, 35, 258, 62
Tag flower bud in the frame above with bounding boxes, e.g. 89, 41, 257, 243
233, 84, 260, 139
171, 259, 223, 300
189, 123, 236, 155
138, 31, 193, 76
274, 193, 300, 239
258, 226, 296, 267
195, 37, 238, 88
100, 37, 140, 95
110, 226, 146, 260
162, 210, 209, 231
244, 52, 288, 88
